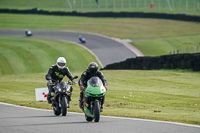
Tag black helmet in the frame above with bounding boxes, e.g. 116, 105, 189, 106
88, 62, 98, 73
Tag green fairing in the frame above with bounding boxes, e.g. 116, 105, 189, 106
83, 77, 106, 120
85, 81, 106, 97
84, 106, 94, 117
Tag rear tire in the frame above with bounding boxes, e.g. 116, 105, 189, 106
61, 97, 67, 116
85, 114, 93, 122
53, 105, 61, 116
94, 101, 100, 122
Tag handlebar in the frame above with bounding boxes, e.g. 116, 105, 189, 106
48, 76, 78, 86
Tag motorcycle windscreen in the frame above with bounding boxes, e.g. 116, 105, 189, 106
88, 77, 102, 87
57, 81, 68, 91
86, 77, 106, 94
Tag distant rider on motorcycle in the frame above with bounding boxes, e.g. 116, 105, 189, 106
78, 62, 107, 109
45, 57, 77, 105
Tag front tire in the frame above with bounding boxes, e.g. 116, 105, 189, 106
61, 97, 67, 116
94, 101, 100, 122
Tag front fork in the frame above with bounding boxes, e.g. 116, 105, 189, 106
52, 95, 62, 108
59, 95, 70, 108
90, 99, 103, 113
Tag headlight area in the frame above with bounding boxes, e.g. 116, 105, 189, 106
67, 87, 71, 92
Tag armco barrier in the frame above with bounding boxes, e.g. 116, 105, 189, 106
0, 9, 200, 22
103, 53, 200, 71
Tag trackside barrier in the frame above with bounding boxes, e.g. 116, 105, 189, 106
102, 53, 200, 71
35, 88, 48, 101
0, 9, 200, 22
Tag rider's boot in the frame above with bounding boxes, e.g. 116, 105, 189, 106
79, 93, 83, 109
47, 93, 52, 104
67, 96, 71, 108
100, 97, 105, 112
67, 102, 70, 108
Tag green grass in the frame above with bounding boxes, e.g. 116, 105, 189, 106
0, 37, 100, 75
0, 0, 199, 15
0, 70, 200, 125
1, 14, 200, 56
0, 14, 200, 40
131, 35, 200, 56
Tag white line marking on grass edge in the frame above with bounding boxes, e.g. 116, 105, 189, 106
0, 102, 199, 128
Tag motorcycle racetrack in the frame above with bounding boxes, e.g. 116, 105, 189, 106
1, 102, 200, 133
0, 30, 200, 132
0, 30, 139, 67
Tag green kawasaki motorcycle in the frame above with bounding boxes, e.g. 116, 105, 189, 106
82, 77, 106, 122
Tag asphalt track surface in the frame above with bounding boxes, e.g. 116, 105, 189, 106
0, 102, 200, 133
0, 30, 139, 67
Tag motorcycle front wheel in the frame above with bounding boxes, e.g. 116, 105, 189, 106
94, 101, 100, 122
61, 97, 67, 116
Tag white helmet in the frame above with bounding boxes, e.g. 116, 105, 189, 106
56, 57, 66, 69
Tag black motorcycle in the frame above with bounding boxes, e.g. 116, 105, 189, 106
51, 76, 78, 116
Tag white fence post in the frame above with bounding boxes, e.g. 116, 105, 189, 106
105, 0, 108, 9
81, 0, 83, 9
73, 0, 76, 10
186, 0, 188, 11
167, 0, 172, 11
129, 0, 131, 9
113, 0, 116, 9
66, 0, 72, 10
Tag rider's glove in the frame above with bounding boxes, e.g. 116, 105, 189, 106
80, 86, 85, 91
48, 80, 52, 84
72, 79, 77, 85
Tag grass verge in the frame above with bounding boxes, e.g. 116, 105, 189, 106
0, 14, 200, 39
131, 35, 200, 56
0, 70, 199, 125
0, 37, 100, 75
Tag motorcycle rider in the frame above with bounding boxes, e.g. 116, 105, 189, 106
79, 35, 86, 43
78, 62, 107, 110
45, 57, 76, 107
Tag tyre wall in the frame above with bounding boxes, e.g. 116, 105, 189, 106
103, 53, 200, 71
0, 9, 200, 22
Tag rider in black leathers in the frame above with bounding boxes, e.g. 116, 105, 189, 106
78, 62, 107, 109
45, 57, 76, 104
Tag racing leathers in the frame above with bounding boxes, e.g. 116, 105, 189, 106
45, 65, 74, 104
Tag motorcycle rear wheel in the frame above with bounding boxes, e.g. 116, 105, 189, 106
53, 106, 61, 116
85, 114, 93, 122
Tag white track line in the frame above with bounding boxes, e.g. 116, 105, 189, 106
0, 102, 199, 128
